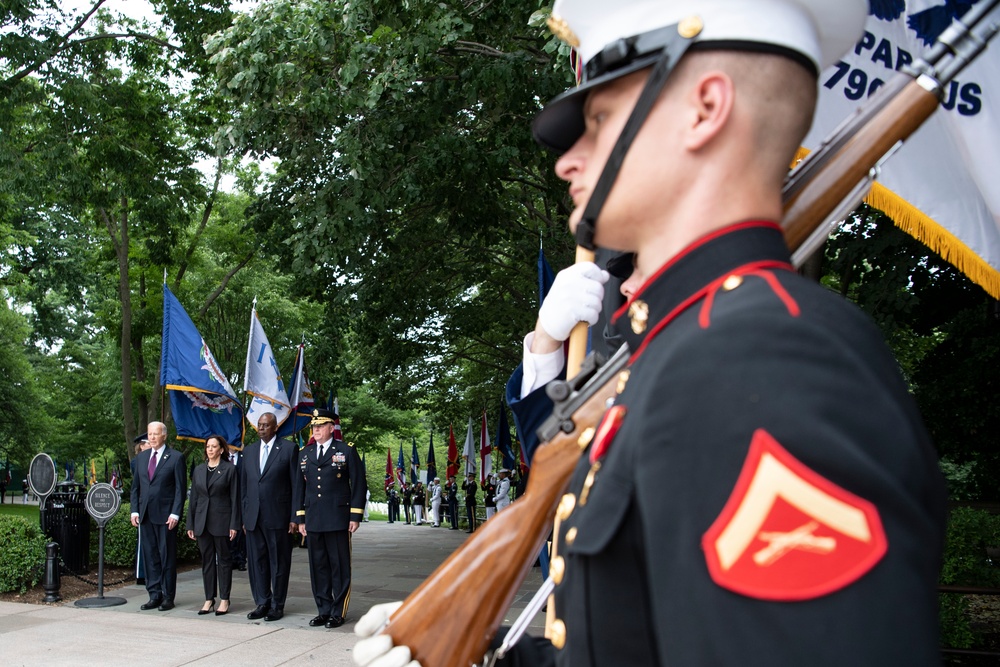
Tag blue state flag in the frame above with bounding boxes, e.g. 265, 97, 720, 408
410, 436, 420, 484
161, 284, 243, 444
538, 247, 555, 307
426, 432, 437, 483
495, 402, 516, 471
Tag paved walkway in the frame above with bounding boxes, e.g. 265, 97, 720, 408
0, 521, 547, 666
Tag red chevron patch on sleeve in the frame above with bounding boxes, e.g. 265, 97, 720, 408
701, 429, 887, 601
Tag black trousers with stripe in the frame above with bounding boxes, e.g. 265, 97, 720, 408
307, 530, 351, 618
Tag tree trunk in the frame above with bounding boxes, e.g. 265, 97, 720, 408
100, 198, 136, 457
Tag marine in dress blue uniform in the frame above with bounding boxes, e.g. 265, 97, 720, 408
299, 408, 368, 629
352, 0, 948, 665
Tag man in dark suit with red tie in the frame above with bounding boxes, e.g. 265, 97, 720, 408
241, 411, 303, 621
298, 408, 367, 629
130, 421, 186, 611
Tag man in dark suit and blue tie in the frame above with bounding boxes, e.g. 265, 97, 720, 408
130, 421, 187, 611
241, 411, 303, 622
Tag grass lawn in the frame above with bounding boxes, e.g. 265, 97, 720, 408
0, 503, 40, 521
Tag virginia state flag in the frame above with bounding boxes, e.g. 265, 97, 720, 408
277, 343, 315, 437
244, 307, 292, 429
161, 284, 243, 443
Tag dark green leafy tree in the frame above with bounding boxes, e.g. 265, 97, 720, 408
207, 0, 576, 418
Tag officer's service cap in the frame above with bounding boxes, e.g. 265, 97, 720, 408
133, 433, 148, 444
533, 0, 868, 152
311, 408, 336, 425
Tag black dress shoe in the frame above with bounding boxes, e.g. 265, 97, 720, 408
247, 605, 269, 620
325, 615, 345, 628
264, 609, 284, 621
139, 598, 162, 610
198, 599, 216, 615
309, 615, 330, 627
158, 600, 175, 611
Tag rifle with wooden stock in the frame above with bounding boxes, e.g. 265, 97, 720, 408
382, 5, 1000, 666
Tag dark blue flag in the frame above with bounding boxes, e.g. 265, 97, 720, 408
161, 284, 243, 444
410, 437, 420, 484
538, 247, 555, 307
426, 432, 437, 482
495, 402, 516, 471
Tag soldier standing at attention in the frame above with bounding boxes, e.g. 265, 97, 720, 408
462, 472, 478, 533
401, 482, 413, 525
299, 408, 368, 629
353, 0, 947, 664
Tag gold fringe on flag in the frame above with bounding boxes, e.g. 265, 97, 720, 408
790, 147, 1000, 300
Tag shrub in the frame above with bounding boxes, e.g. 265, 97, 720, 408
939, 506, 1000, 649
177, 499, 199, 563
0, 515, 49, 593
100, 508, 138, 568
98, 501, 201, 566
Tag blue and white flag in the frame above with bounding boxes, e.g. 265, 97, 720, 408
277, 343, 315, 438
410, 436, 420, 484
244, 307, 292, 429
161, 284, 243, 443
805, 0, 1000, 297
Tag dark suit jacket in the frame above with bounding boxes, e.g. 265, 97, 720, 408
241, 438, 303, 531
130, 445, 186, 524
186, 460, 240, 537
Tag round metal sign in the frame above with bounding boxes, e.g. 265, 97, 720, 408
85, 483, 121, 525
28, 453, 57, 498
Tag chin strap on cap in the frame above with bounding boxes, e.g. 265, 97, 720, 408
574, 26, 698, 250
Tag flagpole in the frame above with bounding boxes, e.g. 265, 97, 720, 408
565, 246, 594, 380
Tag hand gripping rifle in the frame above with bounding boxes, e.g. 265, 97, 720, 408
382, 5, 1000, 666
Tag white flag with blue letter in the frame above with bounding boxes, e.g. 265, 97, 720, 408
243, 307, 292, 428
805, 0, 1000, 298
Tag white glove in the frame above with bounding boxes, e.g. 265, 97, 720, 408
538, 262, 610, 342
354, 601, 422, 667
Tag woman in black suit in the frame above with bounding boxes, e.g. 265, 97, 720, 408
186, 434, 241, 615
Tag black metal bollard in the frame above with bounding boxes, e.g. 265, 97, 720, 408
42, 541, 61, 603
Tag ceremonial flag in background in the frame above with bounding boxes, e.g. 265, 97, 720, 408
446, 424, 459, 479
333, 397, 343, 440
385, 448, 394, 492
278, 343, 315, 437
538, 247, 556, 307
495, 403, 516, 472
244, 306, 291, 429
462, 416, 476, 476
480, 410, 492, 485
396, 444, 406, 487
426, 432, 437, 483
805, 0, 1000, 297
161, 284, 243, 443
410, 436, 420, 484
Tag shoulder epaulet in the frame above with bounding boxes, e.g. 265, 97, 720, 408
346, 441, 355, 448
